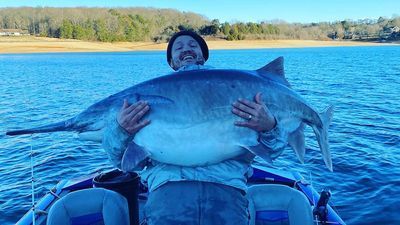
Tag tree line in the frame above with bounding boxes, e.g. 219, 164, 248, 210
0, 7, 399, 42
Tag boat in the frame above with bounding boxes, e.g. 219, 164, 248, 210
16, 165, 346, 225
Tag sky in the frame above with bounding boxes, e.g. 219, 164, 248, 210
0, 0, 399, 23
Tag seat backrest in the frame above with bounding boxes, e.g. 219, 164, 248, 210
247, 184, 314, 225
47, 188, 129, 225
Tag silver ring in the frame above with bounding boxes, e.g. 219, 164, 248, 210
248, 115, 252, 120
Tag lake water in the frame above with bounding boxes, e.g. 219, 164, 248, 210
0, 46, 399, 225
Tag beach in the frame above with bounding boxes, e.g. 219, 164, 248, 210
0, 36, 394, 54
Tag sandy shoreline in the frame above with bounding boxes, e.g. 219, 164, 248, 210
0, 36, 396, 54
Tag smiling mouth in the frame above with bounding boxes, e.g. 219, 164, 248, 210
183, 55, 194, 60
180, 52, 197, 61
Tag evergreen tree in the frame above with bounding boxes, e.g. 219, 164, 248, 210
60, 19, 73, 39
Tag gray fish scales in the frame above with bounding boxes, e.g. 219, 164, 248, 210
6, 57, 333, 171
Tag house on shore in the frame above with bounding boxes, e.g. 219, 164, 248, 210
389, 26, 400, 33
0, 29, 30, 36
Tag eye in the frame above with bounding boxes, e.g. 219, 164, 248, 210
174, 43, 183, 50
188, 40, 199, 47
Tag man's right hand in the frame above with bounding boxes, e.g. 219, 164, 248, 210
117, 99, 151, 136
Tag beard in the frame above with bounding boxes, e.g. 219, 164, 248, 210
171, 54, 205, 71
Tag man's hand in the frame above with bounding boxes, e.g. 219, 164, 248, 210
232, 92, 276, 132
117, 99, 151, 136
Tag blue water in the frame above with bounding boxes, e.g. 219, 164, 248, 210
0, 46, 399, 225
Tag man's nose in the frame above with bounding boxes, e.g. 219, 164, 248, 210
182, 44, 193, 51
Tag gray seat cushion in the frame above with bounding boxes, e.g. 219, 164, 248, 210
247, 184, 313, 225
47, 188, 129, 225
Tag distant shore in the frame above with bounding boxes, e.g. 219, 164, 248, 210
0, 36, 396, 54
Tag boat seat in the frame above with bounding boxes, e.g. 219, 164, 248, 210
47, 188, 129, 225
247, 184, 314, 225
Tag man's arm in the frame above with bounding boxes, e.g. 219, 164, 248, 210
102, 99, 150, 170
232, 92, 286, 160
257, 121, 286, 160
102, 118, 134, 169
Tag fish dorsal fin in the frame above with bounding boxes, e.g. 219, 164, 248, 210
256, 57, 291, 87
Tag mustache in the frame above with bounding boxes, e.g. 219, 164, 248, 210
179, 50, 197, 61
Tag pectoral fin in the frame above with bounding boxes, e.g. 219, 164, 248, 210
288, 123, 306, 163
241, 144, 273, 164
121, 142, 151, 172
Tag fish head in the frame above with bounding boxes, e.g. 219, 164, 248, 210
73, 106, 118, 142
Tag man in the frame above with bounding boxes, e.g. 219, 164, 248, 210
102, 30, 286, 225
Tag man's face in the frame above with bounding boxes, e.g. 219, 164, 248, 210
170, 35, 205, 70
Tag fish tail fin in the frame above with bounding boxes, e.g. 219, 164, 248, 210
6, 119, 73, 136
311, 105, 334, 171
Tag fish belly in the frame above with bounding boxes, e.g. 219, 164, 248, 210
134, 119, 258, 166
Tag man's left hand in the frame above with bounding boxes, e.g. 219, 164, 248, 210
232, 92, 276, 132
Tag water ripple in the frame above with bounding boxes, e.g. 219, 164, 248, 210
1, 47, 400, 224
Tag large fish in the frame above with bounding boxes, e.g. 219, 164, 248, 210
6, 57, 333, 171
